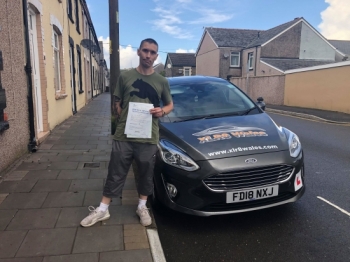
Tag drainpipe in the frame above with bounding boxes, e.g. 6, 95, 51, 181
89, 28, 93, 99
22, 0, 37, 152
255, 46, 258, 77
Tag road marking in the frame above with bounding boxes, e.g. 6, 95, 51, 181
317, 196, 350, 217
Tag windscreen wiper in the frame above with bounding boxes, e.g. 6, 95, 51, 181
173, 112, 241, 122
204, 112, 241, 119
239, 106, 256, 116
173, 116, 207, 122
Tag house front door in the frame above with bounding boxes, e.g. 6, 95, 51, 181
28, 8, 43, 132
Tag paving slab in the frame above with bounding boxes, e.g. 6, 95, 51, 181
66, 155, 93, 162
73, 145, 97, 150
16, 162, 48, 171
0, 181, 36, 193
92, 154, 110, 162
87, 140, 108, 145
123, 178, 137, 190
89, 169, 108, 179
102, 206, 139, 225
124, 224, 150, 250
64, 140, 89, 145
0, 258, 43, 262
37, 144, 53, 150
50, 145, 75, 150
68, 179, 103, 192
83, 191, 121, 206
4, 171, 28, 181
35, 155, 69, 162
31, 180, 71, 192
42, 253, 99, 262
0, 231, 27, 258
22, 170, 59, 181
57, 170, 90, 180
6, 208, 61, 230
97, 145, 112, 150
0, 210, 17, 230
0, 195, 8, 205
0, 193, 48, 210
73, 225, 123, 253
16, 228, 76, 257
99, 249, 153, 262
55, 207, 100, 228
121, 190, 139, 206
47, 162, 79, 170
42, 192, 84, 208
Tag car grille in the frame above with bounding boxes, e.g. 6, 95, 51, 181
201, 192, 296, 212
203, 165, 294, 191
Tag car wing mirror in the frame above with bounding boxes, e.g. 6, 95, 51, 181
256, 97, 266, 111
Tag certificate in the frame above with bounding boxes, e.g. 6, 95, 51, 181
124, 102, 154, 138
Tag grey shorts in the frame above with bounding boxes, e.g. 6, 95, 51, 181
103, 140, 158, 198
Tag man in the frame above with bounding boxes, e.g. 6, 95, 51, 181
81, 38, 173, 227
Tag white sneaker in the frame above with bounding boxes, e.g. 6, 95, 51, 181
136, 206, 152, 226
80, 206, 110, 227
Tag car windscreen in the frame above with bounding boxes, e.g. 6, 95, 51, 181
165, 80, 256, 122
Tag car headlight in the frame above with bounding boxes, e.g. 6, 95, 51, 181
283, 128, 301, 157
158, 140, 199, 171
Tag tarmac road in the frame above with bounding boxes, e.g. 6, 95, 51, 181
152, 112, 350, 262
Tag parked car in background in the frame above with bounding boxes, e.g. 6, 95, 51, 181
152, 76, 305, 216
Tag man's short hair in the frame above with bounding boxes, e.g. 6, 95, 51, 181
139, 38, 158, 50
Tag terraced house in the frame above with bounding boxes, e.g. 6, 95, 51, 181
0, 0, 108, 174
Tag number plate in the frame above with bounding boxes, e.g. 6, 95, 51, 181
226, 185, 279, 203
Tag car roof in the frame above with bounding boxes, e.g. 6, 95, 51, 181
167, 75, 228, 85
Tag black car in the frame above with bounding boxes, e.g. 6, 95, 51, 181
153, 76, 304, 216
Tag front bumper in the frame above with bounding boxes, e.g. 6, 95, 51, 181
154, 150, 305, 216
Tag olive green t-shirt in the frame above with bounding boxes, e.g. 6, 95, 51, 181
113, 69, 172, 144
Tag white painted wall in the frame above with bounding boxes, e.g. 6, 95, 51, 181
299, 22, 335, 60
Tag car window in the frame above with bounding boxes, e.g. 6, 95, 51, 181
166, 80, 256, 120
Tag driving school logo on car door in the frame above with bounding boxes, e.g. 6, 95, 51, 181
192, 125, 268, 144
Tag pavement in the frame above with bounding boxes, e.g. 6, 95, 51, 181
266, 104, 350, 124
0, 93, 349, 261
0, 93, 165, 262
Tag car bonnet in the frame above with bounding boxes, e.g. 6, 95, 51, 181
160, 113, 289, 160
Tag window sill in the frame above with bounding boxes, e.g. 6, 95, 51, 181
0, 121, 9, 133
229, 66, 241, 68
55, 93, 68, 100
79, 90, 84, 94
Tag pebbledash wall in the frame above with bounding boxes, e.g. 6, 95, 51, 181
284, 61, 350, 114
0, 0, 30, 173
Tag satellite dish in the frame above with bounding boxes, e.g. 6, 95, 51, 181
223, 53, 229, 58
167, 64, 172, 68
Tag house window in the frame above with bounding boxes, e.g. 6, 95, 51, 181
74, 0, 80, 33
53, 31, 61, 91
67, 0, 74, 22
230, 52, 240, 67
184, 67, 191, 76
248, 52, 254, 70
76, 46, 83, 93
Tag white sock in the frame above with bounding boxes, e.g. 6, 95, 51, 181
98, 202, 109, 212
138, 199, 147, 209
